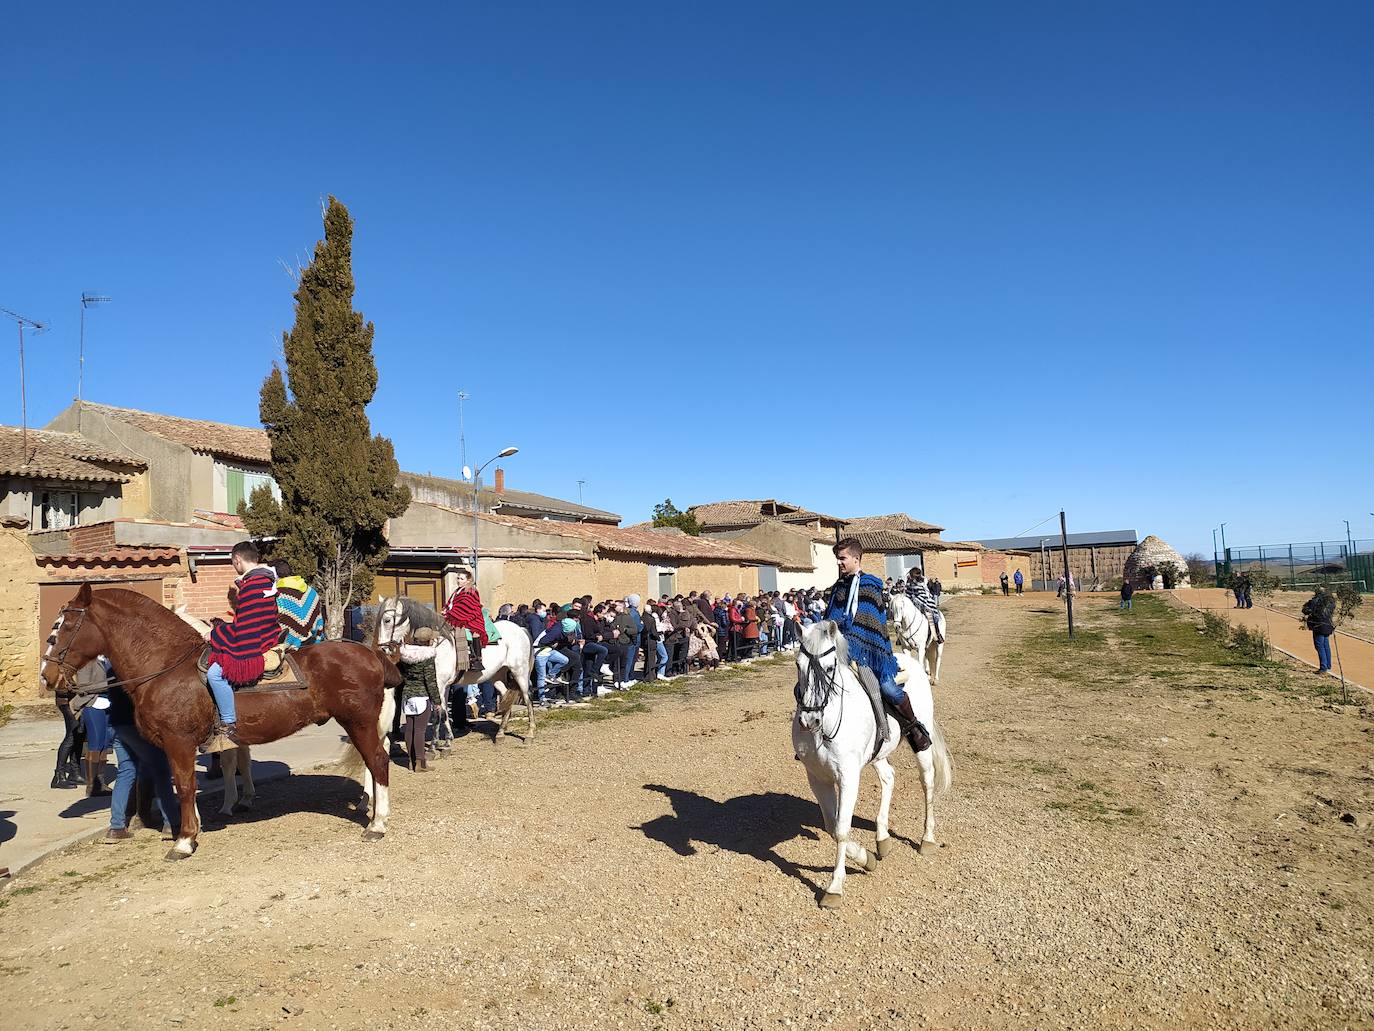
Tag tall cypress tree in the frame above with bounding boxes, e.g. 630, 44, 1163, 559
242, 197, 410, 638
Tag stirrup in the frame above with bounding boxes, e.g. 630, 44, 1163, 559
199, 723, 239, 754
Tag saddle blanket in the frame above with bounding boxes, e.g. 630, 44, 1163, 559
198, 644, 308, 693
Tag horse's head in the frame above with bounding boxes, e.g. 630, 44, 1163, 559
795, 621, 846, 731
375, 596, 410, 646
40, 583, 108, 697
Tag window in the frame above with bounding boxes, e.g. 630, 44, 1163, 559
224, 464, 280, 513
35, 490, 79, 530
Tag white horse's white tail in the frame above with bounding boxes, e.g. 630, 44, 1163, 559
928, 717, 953, 796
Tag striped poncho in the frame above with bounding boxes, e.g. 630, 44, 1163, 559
209, 567, 281, 684
823, 571, 899, 686
276, 576, 324, 649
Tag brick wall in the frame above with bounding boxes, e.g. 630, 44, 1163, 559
68, 521, 118, 552
182, 557, 238, 620
0, 527, 40, 702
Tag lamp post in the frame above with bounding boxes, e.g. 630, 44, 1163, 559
466, 446, 519, 574
1212, 528, 1219, 585
1344, 519, 1354, 560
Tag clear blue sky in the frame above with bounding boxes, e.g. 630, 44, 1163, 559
3, 2, 1371, 554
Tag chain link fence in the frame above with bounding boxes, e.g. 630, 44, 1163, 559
1218, 539, 1374, 592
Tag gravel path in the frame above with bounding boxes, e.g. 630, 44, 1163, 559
2, 595, 1370, 1029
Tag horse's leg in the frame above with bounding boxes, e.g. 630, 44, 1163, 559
874, 756, 896, 860
341, 713, 390, 839
820, 773, 872, 908
916, 744, 937, 852
932, 641, 943, 685
237, 745, 255, 809
164, 739, 200, 860
804, 766, 837, 836
218, 747, 239, 816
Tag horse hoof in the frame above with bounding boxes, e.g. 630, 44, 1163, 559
819, 892, 843, 909
917, 839, 936, 855
876, 838, 892, 860
863, 851, 878, 873
164, 848, 192, 862
361, 830, 385, 842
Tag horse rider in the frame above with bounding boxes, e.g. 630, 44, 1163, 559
904, 568, 944, 644
273, 558, 325, 649
442, 566, 487, 672
203, 540, 282, 747
823, 538, 932, 753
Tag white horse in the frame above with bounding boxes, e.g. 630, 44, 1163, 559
170, 606, 256, 816
792, 620, 952, 908
888, 593, 946, 685
375, 596, 536, 739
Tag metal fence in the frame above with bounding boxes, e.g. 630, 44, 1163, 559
1218, 538, 1374, 592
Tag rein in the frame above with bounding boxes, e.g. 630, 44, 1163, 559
795, 640, 844, 743
47, 602, 204, 698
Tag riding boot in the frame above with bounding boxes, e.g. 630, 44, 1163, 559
85, 750, 112, 797
52, 744, 81, 789
891, 695, 933, 754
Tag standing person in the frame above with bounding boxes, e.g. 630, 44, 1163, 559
76, 659, 114, 798
623, 595, 644, 685
1242, 576, 1254, 609
824, 539, 931, 753
641, 602, 665, 682
999, 571, 1010, 596
578, 601, 609, 697
712, 595, 731, 660
929, 577, 943, 607
1120, 577, 1134, 611
1301, 587, 1337, 674
105, 681, 179, 842
741, 595, 760, 658
203, 540, 280, 748
1013, 568, 1024, 595
1056, 575, 1066, 599
611, 600, 638, 687
442, 568, 487, 672
397, 628, 442, 771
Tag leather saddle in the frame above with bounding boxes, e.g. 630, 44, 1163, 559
198, 644, 308, 693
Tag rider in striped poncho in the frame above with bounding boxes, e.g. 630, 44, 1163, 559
822, 538, 931, 753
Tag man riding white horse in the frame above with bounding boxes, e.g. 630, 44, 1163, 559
904, 567, 944, 644
822, 538, 931, 753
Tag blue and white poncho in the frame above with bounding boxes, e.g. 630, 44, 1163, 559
823, 571, 899, 686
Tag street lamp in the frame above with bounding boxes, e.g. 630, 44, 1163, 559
464, 446, 519, 573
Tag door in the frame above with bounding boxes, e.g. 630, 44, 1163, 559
656, 567, 677, 597
38, 579, 164, 644
757, 565, 778, 593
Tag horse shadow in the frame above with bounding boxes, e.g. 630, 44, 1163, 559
0, 809, 15, 845
635, 784, 917, 902
57, 795, 111, 820
199, 773, 374, 833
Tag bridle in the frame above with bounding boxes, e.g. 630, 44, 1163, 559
794, 637, 844, 743
43, 602, 202, 697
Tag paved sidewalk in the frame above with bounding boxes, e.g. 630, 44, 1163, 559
0, 718, 348, 876
1171, 587, 1373, 693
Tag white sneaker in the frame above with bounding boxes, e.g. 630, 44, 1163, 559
595, 686, 613, 697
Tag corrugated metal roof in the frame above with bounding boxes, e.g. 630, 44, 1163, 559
975, 530, 1138, 550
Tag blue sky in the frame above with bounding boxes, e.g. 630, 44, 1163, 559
3, 2, 1371, 554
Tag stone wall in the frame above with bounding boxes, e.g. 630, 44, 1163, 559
0, 525, 40, 703
480, 557, 595, 609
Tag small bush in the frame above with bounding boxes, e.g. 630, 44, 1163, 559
1230, 624, 1269, 661
1201, 611, 1230, 644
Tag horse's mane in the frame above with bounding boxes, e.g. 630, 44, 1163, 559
393, 596, 444, 630
94, 588, 201, 647
801, 619, 848, 667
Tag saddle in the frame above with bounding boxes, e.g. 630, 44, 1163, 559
198, 644, 308, 693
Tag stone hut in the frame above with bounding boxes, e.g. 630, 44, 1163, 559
1124, 535, 1191, 589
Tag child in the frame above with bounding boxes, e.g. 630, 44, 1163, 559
397, 628, 443, 772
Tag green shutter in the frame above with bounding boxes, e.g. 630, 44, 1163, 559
227, 468, 246, 513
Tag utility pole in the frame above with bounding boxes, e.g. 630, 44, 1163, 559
1213, 528, 1220, 586
577, 479, 586, 506
2, 306, 48, 465
1060, 511, 1074, 640
78, 293, 112, 406
457, 390, 469, 478
1345, 519, 1354, 560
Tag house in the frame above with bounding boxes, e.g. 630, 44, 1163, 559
45, 401, 278, 523
685, 499, 848, 589
399, 469, 620, 525
688, 499, 846, 538
0, 424, 147, 529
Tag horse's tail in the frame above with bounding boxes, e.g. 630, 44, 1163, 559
339, 676, 397, 778
929, 716, 953, 796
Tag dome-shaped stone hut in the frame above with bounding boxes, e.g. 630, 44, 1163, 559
1124, 535, 1191, 589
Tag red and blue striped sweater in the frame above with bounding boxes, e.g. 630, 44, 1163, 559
209, 567, 281, 684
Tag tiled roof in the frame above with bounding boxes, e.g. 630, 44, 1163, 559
850, 530, 948, 554
191, 510, 247, 530
400, 471, 621, 524
689, 499, 844, 529
843, 512, 945, 534
0, 425, 146, 483
38, 547, 183, 568
474, 509, 775, 564
79, 402, 271, 464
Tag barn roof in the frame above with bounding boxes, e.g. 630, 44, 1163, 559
0, 425, 146, 483
975, 530, 1139, 550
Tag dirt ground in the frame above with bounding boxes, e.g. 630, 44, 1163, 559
2, 595, 1371, 1030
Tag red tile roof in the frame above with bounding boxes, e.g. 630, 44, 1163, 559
689, 499, 845, 530
38, 547, 183, 568
843, 512, 945, 534
79, 402, 271, 464
0, 425, 146, 483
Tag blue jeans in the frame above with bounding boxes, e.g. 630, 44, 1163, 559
110, 723, 179, 833
207, 662, 236, 724
581, 642, 608, 694
1120, 598, 1132, 610
655, 641, 668, 676
477, 681, 497, 714
534, 649, 568, 698
878, 676, 906, 708
625, 639, 641, 682
1314, 632, 1332, 671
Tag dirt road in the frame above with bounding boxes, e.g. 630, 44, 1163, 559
2, 595, 1370, 1029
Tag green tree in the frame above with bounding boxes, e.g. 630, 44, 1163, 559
651, 499, 700, 536
242, 197, 410, 638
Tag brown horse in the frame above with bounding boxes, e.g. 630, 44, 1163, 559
40, 583, 400, 860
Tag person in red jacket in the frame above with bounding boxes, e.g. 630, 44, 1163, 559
442, 568, 487, 672
203, 541, 280, 746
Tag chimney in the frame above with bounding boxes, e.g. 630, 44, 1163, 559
494, 467, 505, 494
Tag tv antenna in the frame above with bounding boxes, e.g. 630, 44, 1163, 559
78, 293, 112, 403
458, 390, 470, 477
1, 305, 50, 466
